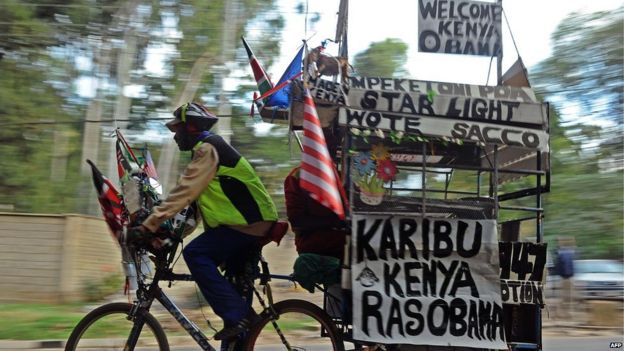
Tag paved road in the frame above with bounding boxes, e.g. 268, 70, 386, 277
543, 336, 624, 351
165, 337, 624, 351
5, 335, 623, 351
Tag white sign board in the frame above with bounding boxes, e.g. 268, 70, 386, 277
348, 76, 538, 103
339, 108, 550, 151
418, 0, 502, 56
308, 78, 346, 104
347, 88, 547, 127
351, 215, 507, 348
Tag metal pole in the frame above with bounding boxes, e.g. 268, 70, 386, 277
493, 145, 499, 219
496, 0, 503, 85
536, 151, 543, 243
335, 0, 349, 59
421, 142, 427, 217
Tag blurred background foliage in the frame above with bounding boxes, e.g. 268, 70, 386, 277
0, 2, 621, 259
352, 38, 409, 77
531, 7, 623, 259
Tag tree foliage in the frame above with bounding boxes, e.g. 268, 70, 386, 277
0, 0, 284, 213
532, 7, 624, 171
352, 38, 408, 77
530, 9, 624, 259
532, 7, 623, 126
0, 1, 96, 212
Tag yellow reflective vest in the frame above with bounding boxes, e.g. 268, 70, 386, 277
194, 136, 277, 228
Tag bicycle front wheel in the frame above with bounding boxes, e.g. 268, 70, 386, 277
243, 299, 345, 351
65, 302, 169, 351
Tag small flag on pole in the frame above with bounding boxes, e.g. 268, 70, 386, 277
264, 46, 304, 107
299, 88, 345, 219
142, 146, 158, 180
87, 160, 124, 239
241, 36, 273, 104
115, 130, 140, 181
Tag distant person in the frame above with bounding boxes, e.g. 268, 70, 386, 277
554, 236, 576, 319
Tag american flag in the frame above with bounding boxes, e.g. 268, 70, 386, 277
142, 146, 158, 180
299, 88, 345, 219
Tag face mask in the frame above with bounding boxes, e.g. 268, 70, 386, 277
174, 129, 196, 151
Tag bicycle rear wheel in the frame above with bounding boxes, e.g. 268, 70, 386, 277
65, 302, 169, 351
243, 299, 345, 351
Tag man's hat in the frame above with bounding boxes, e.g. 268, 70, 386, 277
166, 103, 218, 132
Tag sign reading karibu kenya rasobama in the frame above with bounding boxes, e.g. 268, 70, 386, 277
351, 214, 507, 348
418, 0, 502, 56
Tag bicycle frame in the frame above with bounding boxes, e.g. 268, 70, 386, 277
130, 258, 218, 351
126, 241, 278, 351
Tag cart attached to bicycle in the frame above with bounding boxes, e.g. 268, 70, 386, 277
264, 73, 551, 351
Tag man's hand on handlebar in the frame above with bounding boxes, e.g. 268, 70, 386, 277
127, 225, 173, 251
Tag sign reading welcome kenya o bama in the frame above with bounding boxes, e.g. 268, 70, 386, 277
418, 0, 502, 56
351, 215, 507, 348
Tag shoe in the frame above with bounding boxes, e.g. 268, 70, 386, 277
214, 310, 260, 341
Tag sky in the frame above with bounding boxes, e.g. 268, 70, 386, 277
269, 0, 622, 86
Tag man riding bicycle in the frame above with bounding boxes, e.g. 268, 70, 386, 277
133, 102, 278, 342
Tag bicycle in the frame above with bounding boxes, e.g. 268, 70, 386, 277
64, 228, 346, 351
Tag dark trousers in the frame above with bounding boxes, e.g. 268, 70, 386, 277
183, 226, 258, 326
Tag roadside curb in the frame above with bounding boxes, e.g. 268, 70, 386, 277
0, 336, 202, 349
0, 340, 64, 349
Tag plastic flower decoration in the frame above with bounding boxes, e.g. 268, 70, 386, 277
371, 144, 390, 161
353, 151, 375, 175
376, 159, 398, 182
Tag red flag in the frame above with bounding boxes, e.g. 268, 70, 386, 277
299, 88, 345, 219
241, 36, 273, 103
87, 160, 125, 239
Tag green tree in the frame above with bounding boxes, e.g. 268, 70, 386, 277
530, 8, 624, 259
532, 7, 623, 170
0, 1, 98, 212
0, 0, 285, 214
352, 38, 408, 77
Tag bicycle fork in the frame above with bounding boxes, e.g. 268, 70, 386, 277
252, 283, 295, 351
124, 301, 150, 351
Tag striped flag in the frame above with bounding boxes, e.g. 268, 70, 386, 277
142, 146, 158, 180
241, 36, 273, 104
299, 88, 345, 219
